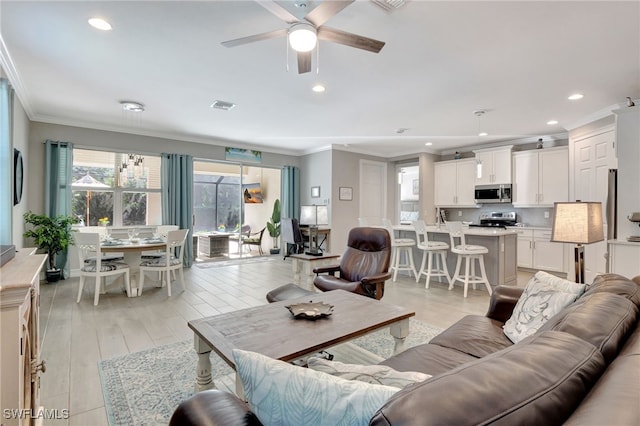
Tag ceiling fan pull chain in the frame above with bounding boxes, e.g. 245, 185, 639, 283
316, 41, 320, 75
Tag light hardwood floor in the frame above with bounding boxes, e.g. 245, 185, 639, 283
38, 257, 534, 425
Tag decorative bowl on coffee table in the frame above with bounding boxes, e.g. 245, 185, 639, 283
285, 301, 334, 320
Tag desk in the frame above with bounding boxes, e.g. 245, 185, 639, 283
102, 239, 166, 296
290, 253, 340, 289
189, 290, 415, 394
300, 227, 331, 252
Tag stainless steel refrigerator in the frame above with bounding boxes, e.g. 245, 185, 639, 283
605, 169, 617, 272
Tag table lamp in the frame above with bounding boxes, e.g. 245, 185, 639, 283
300, 205, 329, 256
551, 201, 604, 284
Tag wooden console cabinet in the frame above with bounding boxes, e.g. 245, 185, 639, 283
1, 249, 47, 426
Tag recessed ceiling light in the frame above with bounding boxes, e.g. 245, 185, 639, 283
120, 101, 144, 112
547, 120, 559, 125
425, 142, 433, 146
568, 93, 584, 101
88, 18, 112, 31
312, 84, 325, 93
478, 132, 489, 137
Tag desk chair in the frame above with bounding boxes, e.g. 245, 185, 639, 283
282, 218, 307, 259
75, 232, 131, 306
445, 221, 492, 298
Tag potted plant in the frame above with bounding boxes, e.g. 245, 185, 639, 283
266, 199, 281, 255
23, 211, 78, 283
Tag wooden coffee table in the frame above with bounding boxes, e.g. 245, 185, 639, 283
188, 289, 415, 395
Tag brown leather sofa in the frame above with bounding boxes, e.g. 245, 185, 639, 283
170, 273, 640, 425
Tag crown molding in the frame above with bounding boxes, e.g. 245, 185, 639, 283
0, 33, 35, 118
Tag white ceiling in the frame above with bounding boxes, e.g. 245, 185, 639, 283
1, 1, 639, 158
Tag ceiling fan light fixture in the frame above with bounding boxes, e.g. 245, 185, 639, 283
289, 23, 317, 52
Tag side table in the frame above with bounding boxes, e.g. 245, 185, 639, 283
290, 253, 340, 289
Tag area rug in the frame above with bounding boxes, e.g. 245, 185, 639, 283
98, 318, 442, 426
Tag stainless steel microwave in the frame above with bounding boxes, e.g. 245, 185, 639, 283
474, 184, 512, 203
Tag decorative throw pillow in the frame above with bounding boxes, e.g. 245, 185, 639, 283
307, 357, 431, 389
503, 271, 586, 343
233, 349, 400, 426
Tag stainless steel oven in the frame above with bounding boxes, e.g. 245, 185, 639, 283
474, 184, 512, 204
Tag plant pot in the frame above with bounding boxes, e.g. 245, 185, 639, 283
270, 248, 281, 255
45, 269, 62, 283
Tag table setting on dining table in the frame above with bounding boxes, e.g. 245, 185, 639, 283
100, 229, 168, 296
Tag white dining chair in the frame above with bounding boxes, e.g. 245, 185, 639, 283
413, 220, 452, 289
382, 218, 417, 282
75, 232, 131, 306
139, 229, 188, 297
76, 226, 124, 262
445, 221, 492, 298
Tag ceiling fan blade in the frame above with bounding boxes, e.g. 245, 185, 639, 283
304, 0, 355, 27
318, 26, 385, 53
297, 51, 312, 74
257, 0, 299, 24
221, 28, 287, 48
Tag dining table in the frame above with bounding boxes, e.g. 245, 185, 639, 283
101, 237, 167, 296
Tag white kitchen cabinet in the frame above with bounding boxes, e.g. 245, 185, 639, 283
515, 228, 566, 273
474, 146, 513, 185
512, 147, 568, 206
434, 159, 476, 207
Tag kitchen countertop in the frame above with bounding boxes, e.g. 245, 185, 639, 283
394, 224, 517, 236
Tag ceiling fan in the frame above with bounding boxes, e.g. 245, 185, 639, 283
221, 0, 385, 74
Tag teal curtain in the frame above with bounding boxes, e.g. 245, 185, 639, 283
281, 166, 300, 220
161, 153, 193, 267
0, 79, 13, 246
45, 140, 74, 277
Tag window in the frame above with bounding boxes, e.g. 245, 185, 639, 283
72, 149, 161, 226
193, 169, 241, 233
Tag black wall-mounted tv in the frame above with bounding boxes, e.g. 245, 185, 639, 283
243, 183, 263, 203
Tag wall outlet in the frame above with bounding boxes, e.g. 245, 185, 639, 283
544, 211, 550, 219
458, 211, 462, 217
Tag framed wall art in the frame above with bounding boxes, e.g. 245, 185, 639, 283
339, 186, 353, 201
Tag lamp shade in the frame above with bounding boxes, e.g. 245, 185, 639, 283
300, 205, 328, 226
551, 202, 604, 244
288, 23, 317, 52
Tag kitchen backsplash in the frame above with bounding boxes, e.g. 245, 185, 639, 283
441, 206, 554, 228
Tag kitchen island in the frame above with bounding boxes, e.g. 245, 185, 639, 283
395, 225, 518, 290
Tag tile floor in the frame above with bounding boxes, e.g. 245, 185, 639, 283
38, 257, 534, 425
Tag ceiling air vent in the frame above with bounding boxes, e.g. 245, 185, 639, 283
210, 100, 236, 111
371, 0, 408, 12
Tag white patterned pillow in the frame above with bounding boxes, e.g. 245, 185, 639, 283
233, 349, 400, 426
307, 357, 430, 389
503, 271, 586, 343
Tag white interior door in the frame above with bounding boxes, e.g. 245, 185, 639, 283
359, 160, 387, 225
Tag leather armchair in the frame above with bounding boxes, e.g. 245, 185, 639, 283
313, 227, 392, 300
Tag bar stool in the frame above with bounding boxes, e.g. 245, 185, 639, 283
445, 221, 492, 298
383, 218, 417, 282
413, 220, 451, 289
